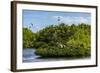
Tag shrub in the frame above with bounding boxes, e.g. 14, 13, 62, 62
23, 23, 91, 58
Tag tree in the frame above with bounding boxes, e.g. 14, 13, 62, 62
23, 28, 36, 48
34, 23, 91, 57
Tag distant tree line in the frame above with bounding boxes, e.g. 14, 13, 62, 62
23, 23, 91, 57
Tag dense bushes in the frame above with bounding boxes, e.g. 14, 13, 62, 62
23, 28, 36, 48
23, 23, 91, 57
35, 48, 90, 57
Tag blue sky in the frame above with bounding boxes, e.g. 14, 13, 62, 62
23, 10, 91, 32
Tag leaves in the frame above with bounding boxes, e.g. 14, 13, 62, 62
23, 23, 91, 57
23, 28, 36, 48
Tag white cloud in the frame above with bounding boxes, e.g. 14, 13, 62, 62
52, 16, 91, 25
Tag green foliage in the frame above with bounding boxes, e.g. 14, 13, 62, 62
23, 28, 36, 48
23, 23, 91, 57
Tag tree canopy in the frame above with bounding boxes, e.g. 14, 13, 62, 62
23, 23, 91, 57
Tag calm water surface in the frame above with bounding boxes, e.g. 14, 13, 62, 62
23, 48, 90, 63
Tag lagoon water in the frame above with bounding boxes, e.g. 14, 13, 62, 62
23, 48, 90, 63
23, 48, 40, 62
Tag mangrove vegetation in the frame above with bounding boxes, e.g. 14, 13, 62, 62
23, 23, 91, 58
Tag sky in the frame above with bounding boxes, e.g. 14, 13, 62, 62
22, 10, 91, 32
